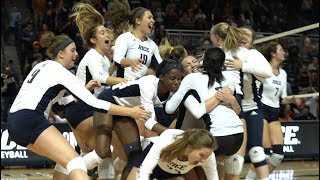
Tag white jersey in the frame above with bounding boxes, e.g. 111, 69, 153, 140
10, 61, 111, 118
223, 47, 272, 95
137, 129, 218, 180
76, 48, 111, 96
165, 72, 243, 136
113, 32, 162, 80
110, 75, 173, 130
260, 68, 287, 108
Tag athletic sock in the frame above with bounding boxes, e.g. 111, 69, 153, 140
98, 157, 115, 179
83, 150, 103, 170
245, 169, 257, 180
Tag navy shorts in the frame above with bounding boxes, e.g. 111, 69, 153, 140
7, 109, 52, 147
261, 104, 280, 123
64, 101, 94, 129
214, 133, 243, 156
134, 142, 183, 179
243, 109, 264, 149
96, 88, 123, 120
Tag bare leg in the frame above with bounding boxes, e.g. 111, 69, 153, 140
27, 126, 89, 180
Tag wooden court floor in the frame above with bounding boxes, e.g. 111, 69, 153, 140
1, 160, 319, 180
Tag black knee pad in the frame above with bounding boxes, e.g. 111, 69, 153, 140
272, 144, 284, 155
269, 144, 284, 167
124, 141, 142, 160
123, 141, 142, 171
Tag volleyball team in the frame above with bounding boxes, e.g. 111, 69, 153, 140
7, 1, 301, 180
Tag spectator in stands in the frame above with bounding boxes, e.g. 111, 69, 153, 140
32, 0, 46, 32
154, 24, 167, 45
21, 21, 37, 77
154, 7, 165, 26
43, 1, 56, 32
296, 105, 317, 120
199, 31, 212, 51
194, 8, 207, 30
1, 66, 19, 122
278, 104, 294, 122
7, 4, 21, 45
297, 65, 312, 94
284, 44, 302, 94
55, 0, 69, 33
38, 23, 53, 41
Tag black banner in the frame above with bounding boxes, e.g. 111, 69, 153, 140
1, 121, 319, 167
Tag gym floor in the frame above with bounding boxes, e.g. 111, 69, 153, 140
1, 160, 319, 180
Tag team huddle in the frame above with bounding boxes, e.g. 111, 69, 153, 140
6, 1, 301, 180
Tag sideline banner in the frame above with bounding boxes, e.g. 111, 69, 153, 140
1, 123, 77, 167
1, 121, 319, 166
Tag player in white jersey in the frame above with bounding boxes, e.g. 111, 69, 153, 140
165, 47, 244, 179
82, 59, 182, 179
176, 55, 205, 130
52, 3, 128, 179
6, 34, 150, 180
128, 129, 219, 180
210, 23, 272, 180
245, 42, 301, 180
109, 0, 162, 80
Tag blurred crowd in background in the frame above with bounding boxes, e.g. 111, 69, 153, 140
1, 0, 319, 122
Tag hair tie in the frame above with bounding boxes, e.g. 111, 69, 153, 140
169, 46, 174, 54
52, 38, 74, 56
158, 63, 181, 75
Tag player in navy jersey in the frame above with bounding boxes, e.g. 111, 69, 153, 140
210, 23, 272, 179
128, 129, 219, 180
52, 2, 127, 179
165, 47, 244, 180
82, 59, 182, 179
109, 0, 163, 81
6, 34, 150, 180
245, 41, 301, 180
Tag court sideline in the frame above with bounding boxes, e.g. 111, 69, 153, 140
1, 160, 319, 180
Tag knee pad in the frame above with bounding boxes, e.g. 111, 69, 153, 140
269, 153, 284, 167
54, 163, 68, 175
248, 146, 267, 168
66, 157, 87, 174
269, 144, 284, 167
124, 141, 142, 160
224, 154, 244, 175
123, 141, 142, 173
264, 148, 271, 162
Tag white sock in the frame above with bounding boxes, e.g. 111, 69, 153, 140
98, 157, 115, 179
80, 151, 88, 157
83, 150, 103, 170
113, 157, 127, 174
245, 169, 257, 180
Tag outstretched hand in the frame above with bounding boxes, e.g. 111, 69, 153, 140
131, 105, 151, 122
85, 80, 101, 91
